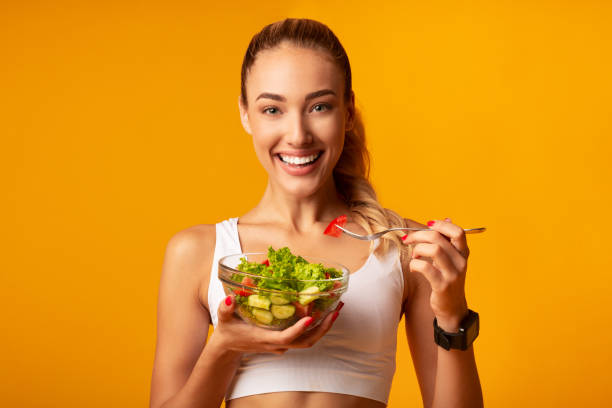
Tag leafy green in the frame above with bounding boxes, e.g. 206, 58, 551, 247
232, 246, 342, 293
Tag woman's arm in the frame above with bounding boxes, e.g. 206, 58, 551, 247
157, 338, 242, 408
150, 226, 241, 408
402, 219, 483, 408
405, 271, 483, 408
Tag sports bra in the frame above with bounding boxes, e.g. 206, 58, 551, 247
207, 217, 405, 404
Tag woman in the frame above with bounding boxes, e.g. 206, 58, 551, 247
150, 18, 483, 408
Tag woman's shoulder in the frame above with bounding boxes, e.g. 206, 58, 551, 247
163, 223, 217, 311
166, 223, 216, 257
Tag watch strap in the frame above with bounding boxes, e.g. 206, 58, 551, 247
433, 309, 479, 351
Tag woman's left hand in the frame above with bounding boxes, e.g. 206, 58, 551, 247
402, 218, 471, 332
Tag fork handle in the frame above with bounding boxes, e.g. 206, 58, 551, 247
390, 227, 486, 234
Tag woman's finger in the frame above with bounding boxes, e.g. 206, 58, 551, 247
272, 316, 317, 346
411, 242, 458, 281
217, 295, 237, 322
427, 219, 469, 259
283, 302, 343, 349
245, 316, 313, 348
260, 343, 289, 354
409, 257, 444, 291
404, 230, 465, 271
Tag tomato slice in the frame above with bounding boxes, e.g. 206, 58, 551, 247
237, 276, 255, 297
293, 301, 313, 318
323, 214, 347, 237
242, 276, 255, 287
329, 280, 343, 298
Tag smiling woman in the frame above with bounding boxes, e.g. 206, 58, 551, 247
150, 18, 483, 408
237, 35, 407, 257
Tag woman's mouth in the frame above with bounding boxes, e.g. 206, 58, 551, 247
275, 151, 324, 176
277, 151, 323, 167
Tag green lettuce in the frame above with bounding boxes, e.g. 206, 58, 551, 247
233, 246, 342, 293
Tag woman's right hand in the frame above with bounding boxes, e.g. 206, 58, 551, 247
209, 294, 343, 356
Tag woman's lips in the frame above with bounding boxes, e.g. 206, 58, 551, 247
275, 151, 323, 176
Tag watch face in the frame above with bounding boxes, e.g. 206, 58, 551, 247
465, 312, 480, 345
434, 311, 479, 350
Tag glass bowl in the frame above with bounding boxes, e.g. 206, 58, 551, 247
218, 252, 349, 331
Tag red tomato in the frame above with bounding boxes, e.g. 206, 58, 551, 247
261, 259, 270, 266
293, 301, 313, 318
242, 276, 255, 287
329, 281, 342, 298
238, 276, 256, 296
323, 214, 347, 238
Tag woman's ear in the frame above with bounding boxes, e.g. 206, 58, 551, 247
238, 95, 252, 135
345, 90, 355, 132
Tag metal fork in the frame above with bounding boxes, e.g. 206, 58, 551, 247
335, 225, 486, 241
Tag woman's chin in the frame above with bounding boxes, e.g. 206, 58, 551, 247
280, 182, 322, 199
269, 176, 330, 199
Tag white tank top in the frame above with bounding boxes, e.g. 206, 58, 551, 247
208, 217, 405, 405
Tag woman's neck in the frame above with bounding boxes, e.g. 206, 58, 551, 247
244, 178, 349, 234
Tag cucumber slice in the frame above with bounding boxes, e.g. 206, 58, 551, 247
298, 286, 320, 305
247, 294, 271, 310
252, 309, 273, 324
271, 304, 295, 319
270, 294, 290, 305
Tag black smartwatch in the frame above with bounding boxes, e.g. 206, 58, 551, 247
433, 309, 479, 351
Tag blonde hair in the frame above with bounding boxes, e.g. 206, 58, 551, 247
240, 18, 411, 261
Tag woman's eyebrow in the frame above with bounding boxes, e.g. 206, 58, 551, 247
255, 89, 336, 102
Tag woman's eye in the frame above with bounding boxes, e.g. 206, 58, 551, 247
263, 107, 280, 115
262, 104, 330, 115
312, 103, 331, 112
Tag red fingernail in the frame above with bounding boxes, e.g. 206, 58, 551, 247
304, 317, 314, 327
401, 234, 408, 241
332, 311, 340, 322
427, 220, 435, 227
225, 295, 232, 306
337, 301, 345, 312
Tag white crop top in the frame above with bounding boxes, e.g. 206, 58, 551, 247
207, 217, 405, 405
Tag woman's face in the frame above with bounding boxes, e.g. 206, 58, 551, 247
239, 43, 354, 199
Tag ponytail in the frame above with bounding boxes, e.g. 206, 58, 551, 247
334, 107, 411, 261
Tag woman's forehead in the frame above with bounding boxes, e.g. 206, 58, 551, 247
246, 45, 344, 102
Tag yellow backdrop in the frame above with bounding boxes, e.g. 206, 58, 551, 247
3, 1, 611, 407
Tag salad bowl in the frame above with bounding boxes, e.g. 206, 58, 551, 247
218, 248, 349, 331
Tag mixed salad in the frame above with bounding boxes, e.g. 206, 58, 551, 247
229, 246, 344, 326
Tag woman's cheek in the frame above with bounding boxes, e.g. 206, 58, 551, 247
312, 111, 340, 129
250, 133, 277, 169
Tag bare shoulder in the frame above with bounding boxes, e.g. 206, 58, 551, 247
163, 224, 216, 312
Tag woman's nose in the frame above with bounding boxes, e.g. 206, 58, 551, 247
286, 113, 313, 146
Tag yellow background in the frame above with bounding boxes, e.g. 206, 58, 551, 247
3, 1, 611, 406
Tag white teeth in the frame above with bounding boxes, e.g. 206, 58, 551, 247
279, 152, 321, 165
